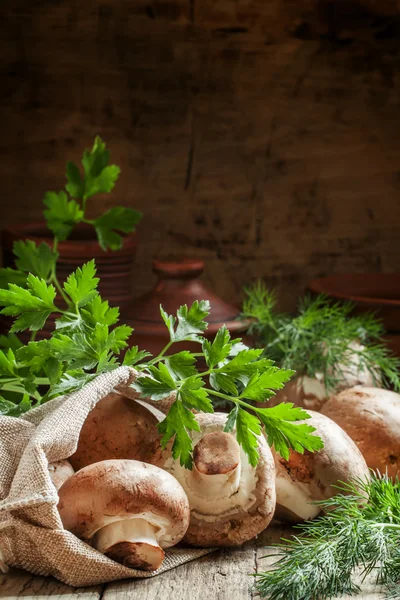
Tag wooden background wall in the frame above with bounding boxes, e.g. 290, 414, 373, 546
1, 0, 400, 311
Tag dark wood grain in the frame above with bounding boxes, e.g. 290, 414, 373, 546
1, 0, 400, 311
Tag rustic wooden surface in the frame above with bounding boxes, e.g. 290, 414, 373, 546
1, 1, 400, 311
0, 524, 385, 599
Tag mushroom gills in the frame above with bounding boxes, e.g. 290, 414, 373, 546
93, 518, 164, 571
275, 475, 320, 521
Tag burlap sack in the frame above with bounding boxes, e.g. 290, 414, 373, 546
0, 366, 213, 586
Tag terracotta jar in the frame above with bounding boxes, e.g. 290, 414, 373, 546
123, 258, 249, 356
2, 222, 138, 309
308, 273, 400, 356
1, 222, 138, 342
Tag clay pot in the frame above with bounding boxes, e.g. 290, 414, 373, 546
123, 258, 250, 356
1, 222, 138, 341
2, 222, 138, 308
308, 274, 400, 356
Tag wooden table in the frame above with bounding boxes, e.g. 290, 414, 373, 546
0, 524, 384, 599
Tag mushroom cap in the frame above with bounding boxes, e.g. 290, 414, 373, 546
273, 410, 370, 523
321, 386, 400, 479
48, 459, 74, 491
164, 413, 276, 547
69, 393, 166, 470
58, 459, 190, 549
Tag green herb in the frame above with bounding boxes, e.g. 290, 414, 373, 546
241, 281, 400, 393
255, 472, 400, 600
0, 253, 323, 467
39, 137, 141, 251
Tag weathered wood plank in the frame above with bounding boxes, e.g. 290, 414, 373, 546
101, 548, 257, 600
0, 569, 102, 599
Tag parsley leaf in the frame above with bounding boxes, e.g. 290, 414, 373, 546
165, 351, 197, 380
0, 349, 17, 376
235, 407, 262, 467
179, 376, 213, 412
158, 400, 201, 468
161, 300, 210, 344
134, 363, 177, 400
256, 403, 324, 459
94, 207, 142, 251
0, 268, 27, 290
81, 295, 120, 326
63, 260, 99, 308
123, 346, 152, 366
13, 240, 58, 281
202, 325, 232, 368
71, 136, 120, 201
0, 275, 57, 332
43, 191, 84, 240
240, 368, 294, 401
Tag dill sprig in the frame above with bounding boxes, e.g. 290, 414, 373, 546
241, 281, 400, 393
255, 472, 400, 600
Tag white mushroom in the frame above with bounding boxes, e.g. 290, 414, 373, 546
272, 411, 370, 523
48, 459, 74, 491
69, 393, 167, 471
163, 413, 276, 547
322, 386, 400, 479
58, 459, 190, 571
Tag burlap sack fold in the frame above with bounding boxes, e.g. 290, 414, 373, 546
0, 366, 212, 586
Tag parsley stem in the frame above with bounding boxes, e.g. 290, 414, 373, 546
148, 340, 174, 365
207, 388, 256, 412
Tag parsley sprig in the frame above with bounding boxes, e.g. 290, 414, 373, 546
0, 253, 323, 468
133, 306, 323, 468
255, 472, 400, 600
43, 137, 141, 250
242, 281, 400, 393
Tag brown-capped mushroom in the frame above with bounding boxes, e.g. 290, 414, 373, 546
272, 410, 370, 523
163, 413, 276, 547
48, 459, 74, 491
58, 459, 190, 571
267, 341, 375, 411
322, 386, 400, 479
69, 393, 167, 470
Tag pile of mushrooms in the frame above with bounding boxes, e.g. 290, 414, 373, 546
53, 387, 387, 572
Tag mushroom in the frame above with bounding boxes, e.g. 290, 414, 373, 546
69, 392, 167, 471
272, 410, 370, 523
48, 459, 74, 491
266, 341, 375, 411
322, 386, 400, 479
58, 459, 190, 571
163, 413, 276, 547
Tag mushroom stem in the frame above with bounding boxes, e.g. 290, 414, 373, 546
191, 431, 242, 497
93, 518, 164, 571
275, 473, 322, 522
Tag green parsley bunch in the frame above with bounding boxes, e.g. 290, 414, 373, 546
0, 248, 324, 468
241, 281, 400, 393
